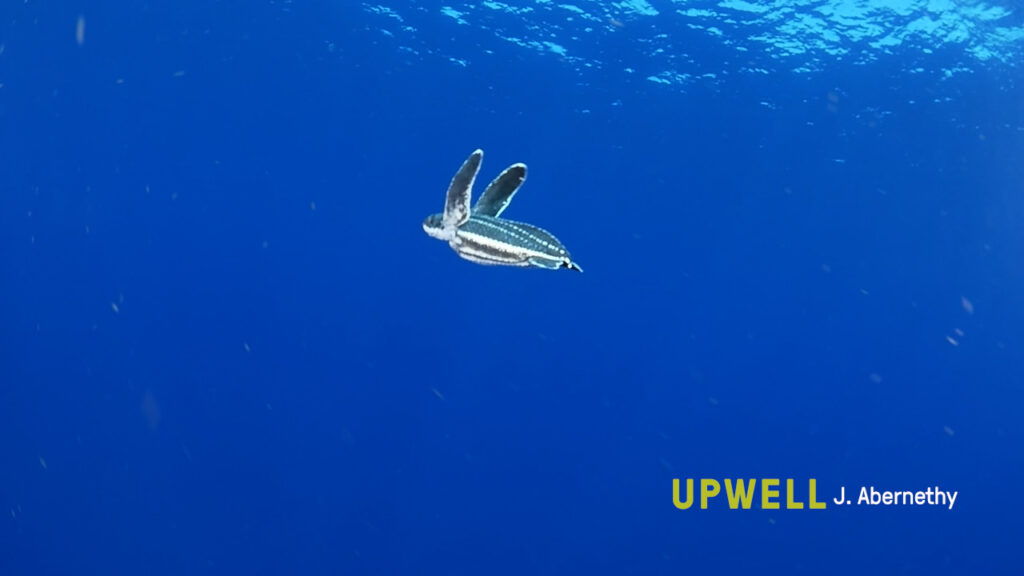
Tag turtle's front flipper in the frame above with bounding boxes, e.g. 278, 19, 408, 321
443, 149, 483, 229
473, 163, 526, 218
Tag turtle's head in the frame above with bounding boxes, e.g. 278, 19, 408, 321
422, 213, 451, 241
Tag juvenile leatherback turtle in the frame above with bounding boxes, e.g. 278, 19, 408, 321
422, 149, 583, 272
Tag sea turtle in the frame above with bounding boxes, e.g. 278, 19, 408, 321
422, 149, 583, 272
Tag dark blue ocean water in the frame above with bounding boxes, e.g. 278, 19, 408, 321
2, 1, 1022, 574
